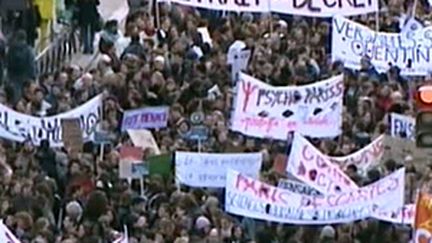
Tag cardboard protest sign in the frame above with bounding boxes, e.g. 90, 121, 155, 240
61, 118, 83, 153
225, 168, 404, 224
119, 146, 147, 179
148, 153, 172, 178
390, 113, 415, 141
332, 15, 432, 76
231, 73, 343, 140
0, 94, 102, 147
271, 0, 378, 17
175, 152, 262, 188
122, 106, 169, 131
414, 192, 432, 242
127, 129, 161, 155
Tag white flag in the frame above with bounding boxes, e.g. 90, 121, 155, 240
401, 17, 424, 34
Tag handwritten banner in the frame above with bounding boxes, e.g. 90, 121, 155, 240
175, 152, 262, 188
374, 204, 415, 225
278, 178, 323, 196
271, 0, 378, 17
328, 135, 384, 175
287, 133, 357, 194
0, 220, 20, 243
0, 95, 102, 147
390, 113, 415, 141
159, 0, 377, 17
231, 73, 343, 140
332, 15, 432, 76
226, 168, 404, 224
159, 0, 270, 12
121, 106, 169, 131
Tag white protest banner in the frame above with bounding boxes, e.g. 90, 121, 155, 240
271, 0, 378, 17
286, 133, 357, 194
231, 73, 343, 140
332, 15, 432, 76
374, 204, 415, 225
390, 113, 415, 141
175, 152, 262, 188
0, 95, 102, 147
158, 0, 270, 12
127, 129, 161, 155
278, 178, 323, 196
0, 220, 20, 243
328, 135, 384, 175
225, 168, 405, 224
121, 106, 169, 131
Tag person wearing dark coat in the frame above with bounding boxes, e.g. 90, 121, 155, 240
6, 30, 36, 104
75, 0, 100, 54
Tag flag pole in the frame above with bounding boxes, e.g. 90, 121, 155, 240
375, 10, 380, 32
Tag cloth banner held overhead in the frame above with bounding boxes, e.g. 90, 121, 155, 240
175, 152, 262, 188
286, 133, 358, 194
327, 135, 384, 176
158, 0, 378, 17
331, 15, 432, 76
0, 220, 20, 243
0, 94, 102, 147
159, 0, 270, 12
231, 73, 343, 140
121, 106, 169, 131
225, 168, 405, 224
271, 0, 378, 17
390, 113, 415, 141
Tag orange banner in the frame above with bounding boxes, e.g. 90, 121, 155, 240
414, 192, 432, 243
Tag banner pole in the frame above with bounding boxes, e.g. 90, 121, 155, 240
375, 10, 380, 32
140, 177, 145, 196
198, 139, 202, 153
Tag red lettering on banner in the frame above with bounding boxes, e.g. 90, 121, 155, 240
339, 137, 384, 167
235, 174, 288, 204
241, 81, 257, 112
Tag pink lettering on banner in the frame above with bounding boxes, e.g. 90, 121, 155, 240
235, 174, 290, 204
240, 117, 279, 133
241, 81, 258, 112
306, 176, 399, 208
301, 145, 354, 190
333, 138, 383, 168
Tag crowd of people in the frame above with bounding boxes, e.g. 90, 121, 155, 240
0, 0, 431, 242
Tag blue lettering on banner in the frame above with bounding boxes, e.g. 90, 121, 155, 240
188, 0, 260, 7
392, 117, 415, 140
334, 17, 432, 68
0, 106, 102, 145
226, 191, 267, 212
